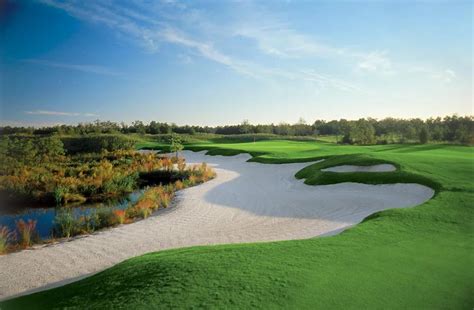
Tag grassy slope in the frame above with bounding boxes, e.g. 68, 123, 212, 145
2, 141, 473, 309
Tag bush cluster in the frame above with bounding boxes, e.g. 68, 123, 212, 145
0, 142, 168, 204
61, 134, 136, 154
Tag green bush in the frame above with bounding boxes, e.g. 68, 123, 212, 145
53, 209, 78, 238
80, 212, 101, 233
61, 135, 136, 154
102, 173, 138, 194
53, 186, 69, 205
96, 208, 116, 228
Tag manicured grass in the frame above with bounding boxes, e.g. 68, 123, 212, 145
2, 141, 473, 309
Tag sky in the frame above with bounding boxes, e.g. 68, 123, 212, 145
0, 0, 472, 127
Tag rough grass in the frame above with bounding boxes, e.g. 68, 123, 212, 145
2, 140, 473, 309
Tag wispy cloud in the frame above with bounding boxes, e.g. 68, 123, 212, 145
408, 66, 457, 83
25, 59, 122, 76
432, 69, 457, 83
25, 110, 99, 117
235, 24, 343, 59
160, 28, 259, 77
38, 0, 364, 93
356, 51, 394, 74
299, 70, 366, 93
177, 53, 193, 64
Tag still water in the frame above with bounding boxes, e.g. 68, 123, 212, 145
0, 190, 144, 240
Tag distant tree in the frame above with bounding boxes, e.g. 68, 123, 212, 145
254, 124, 273, 134
455, 124, 473, 144
274, 122, 294, 135
240, 120, 252, 134
131, 120, 146, 135
401, 124, 417, 142
419, 127, 429, 144
293, 118, 313, 136
148, 121, 160, 134
347, 119, 376, 145
339, 119, 353, 144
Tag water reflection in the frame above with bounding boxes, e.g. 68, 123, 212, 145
0, 190, 144, 240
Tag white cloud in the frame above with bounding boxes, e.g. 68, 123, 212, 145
25, 110, 99, 117
235, 24, 342, 59
159, 28, 258, 77
408, 66, 457, 83
177, 53, 193, 64
432, 69, 457, 83
299, 70, 366, 93
357, 51, 393, 74
36, 1, 375, 93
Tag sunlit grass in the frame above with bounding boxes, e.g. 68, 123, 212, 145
2, 140, 473, 309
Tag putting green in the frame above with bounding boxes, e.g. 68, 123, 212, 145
2, 141, 473, 309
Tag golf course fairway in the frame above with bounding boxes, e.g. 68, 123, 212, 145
1, 140, 473, 309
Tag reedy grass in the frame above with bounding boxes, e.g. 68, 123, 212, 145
0, 226, 15, 254
15, 219, 38, 248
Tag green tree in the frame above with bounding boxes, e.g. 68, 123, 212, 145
170, 134, 184, 159
419, 127, 429, 144
240, 120, 252, 134
455, 124, 473, 144
347, 119, 376, 145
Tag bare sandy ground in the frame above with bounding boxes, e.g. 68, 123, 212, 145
0, 151, 434, 300
322, 164, 396, 172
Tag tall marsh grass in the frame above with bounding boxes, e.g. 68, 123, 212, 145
114, 210, 126, 224
16, 219, 38, 247
0, 226, 15, 254
53, 209, 77, 238
2, 157, 216, 254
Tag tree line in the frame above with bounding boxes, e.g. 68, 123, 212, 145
1, 115, 472, 145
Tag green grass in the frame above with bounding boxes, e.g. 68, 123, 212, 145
2, 141, 473, 309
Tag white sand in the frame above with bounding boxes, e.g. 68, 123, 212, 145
322, 164, 396, 173
0, 151, 434, 300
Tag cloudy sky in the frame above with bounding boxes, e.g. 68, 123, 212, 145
0, 0, 472, 126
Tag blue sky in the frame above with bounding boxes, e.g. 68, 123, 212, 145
0, 0, 472, 126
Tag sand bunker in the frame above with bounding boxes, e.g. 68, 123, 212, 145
322, 164, 396, 173
0, 151, 434, 300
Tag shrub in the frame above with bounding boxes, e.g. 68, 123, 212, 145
97, 208, 117, 228
16, 219, 38, 247
114, 210, 126, 224
194, 162, 216, 182
177, 158, 186, 172
134, 198, 154, 218
54, 186, 69, 205
188, 175, 197, 186
63, 193, 87, 204
53, 209, 77, 238
138, 205, 152, 218
161, 193, 172, 208
174, 180, 184, 190
160, 157, 173, 171
0, 226, 15, 254
61, 135, 136, 154
125, 205, 140, 219
79, 212, 101, 233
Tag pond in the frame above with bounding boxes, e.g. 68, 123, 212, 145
0, 190, 144, 240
